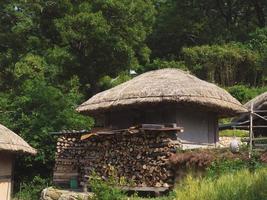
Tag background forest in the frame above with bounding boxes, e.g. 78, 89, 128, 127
0, 0, 267, 189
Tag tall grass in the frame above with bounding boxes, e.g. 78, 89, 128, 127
175, 168, 267, 200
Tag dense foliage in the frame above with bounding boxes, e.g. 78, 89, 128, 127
0, 0, 267, 192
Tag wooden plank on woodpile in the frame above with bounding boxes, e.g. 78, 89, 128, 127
140, 127, 183, 132
55, 158, 79, 162
54, 172, 79, 176
141, 124, 165, 129
120, 186, 169, 192
53, 178, 71, 182
81, 133, 97, 140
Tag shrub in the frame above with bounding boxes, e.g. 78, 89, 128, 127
169, 151, 214, 169
227, 85, 267, 103
206, 151, 264, 179
89, 172, 127, 200
13, 176, 50, 200
175, 168, 267, 200
206, 159, 250, 178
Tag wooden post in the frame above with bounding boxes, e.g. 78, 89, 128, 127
249, 103, 254, 158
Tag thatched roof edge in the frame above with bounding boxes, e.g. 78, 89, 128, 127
0, 124, 37, 155
77, 68, 247, 116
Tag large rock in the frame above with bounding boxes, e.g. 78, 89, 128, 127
40, 187, 93, 200
218, 136, 242, 148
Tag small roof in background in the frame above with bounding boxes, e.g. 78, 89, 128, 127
0, 124, 37, 155
244, 92, 267, 110
77, 68, 247, 116
233, 92, 267, 123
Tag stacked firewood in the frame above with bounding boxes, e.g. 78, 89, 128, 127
54, 134, 83, 185
54, 130, 181, 188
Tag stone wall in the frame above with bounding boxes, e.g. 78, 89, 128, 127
40, 187, 93, 200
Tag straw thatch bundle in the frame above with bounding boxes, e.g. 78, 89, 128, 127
0, 124, 36, 155
233, 92, 267, 123
244, 92, 267, 110
77, 68, 246, 116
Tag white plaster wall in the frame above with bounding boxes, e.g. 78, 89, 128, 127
0, 152, 13, 200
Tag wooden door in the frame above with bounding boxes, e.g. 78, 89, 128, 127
0, 153, 13, 200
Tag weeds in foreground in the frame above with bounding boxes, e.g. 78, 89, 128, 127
13, 176, 50, 200
175, 168, 267, 200
89, 171, 127, 200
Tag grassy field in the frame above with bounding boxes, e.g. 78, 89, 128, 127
219, 129, 249, 137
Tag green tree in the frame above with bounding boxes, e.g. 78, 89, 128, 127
227, 85, 267, 103
149, 0, 267, 59
247, 28, 267, 84
55, 0, 156, 94
0, 0, 156, 185
182, 43, 260, 86
6, 54, 92, 183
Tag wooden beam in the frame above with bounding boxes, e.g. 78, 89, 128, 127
242, 137, 267, 142
120, 186, 169, 193
249, 103, 254, 158
232, 125, 267, 128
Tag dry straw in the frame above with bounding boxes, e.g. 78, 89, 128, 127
233, 91, 267, 122
77, 68, 247, 116
244, 92, 267, 110
0, 124, 36, 155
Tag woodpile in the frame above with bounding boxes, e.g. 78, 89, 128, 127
53, 126, 182, 188
54, 134, 82, 185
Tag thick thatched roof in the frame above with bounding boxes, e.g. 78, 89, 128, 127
233, 92, 267, 123
0, 124, 36, 155
244, 92, 267, 110
77, 68, 247, 116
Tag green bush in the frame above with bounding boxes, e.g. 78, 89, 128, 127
89, 173, 126, 200
206, 153, 264, 179
206, 159, 250, 178
182, 43, 260, 86
14, 176, 50, 200
175, 168, 267, 200
227, 85, 267, 103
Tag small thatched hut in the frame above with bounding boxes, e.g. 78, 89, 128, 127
233, 92, 267, 136
77, 68, 246, 148
0, 124, 36, 200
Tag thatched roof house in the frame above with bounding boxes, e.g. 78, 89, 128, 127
233, 92, 267, 136
77, 68, 246, 148
0, 124, 36, 200
245, 92, 267, 110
